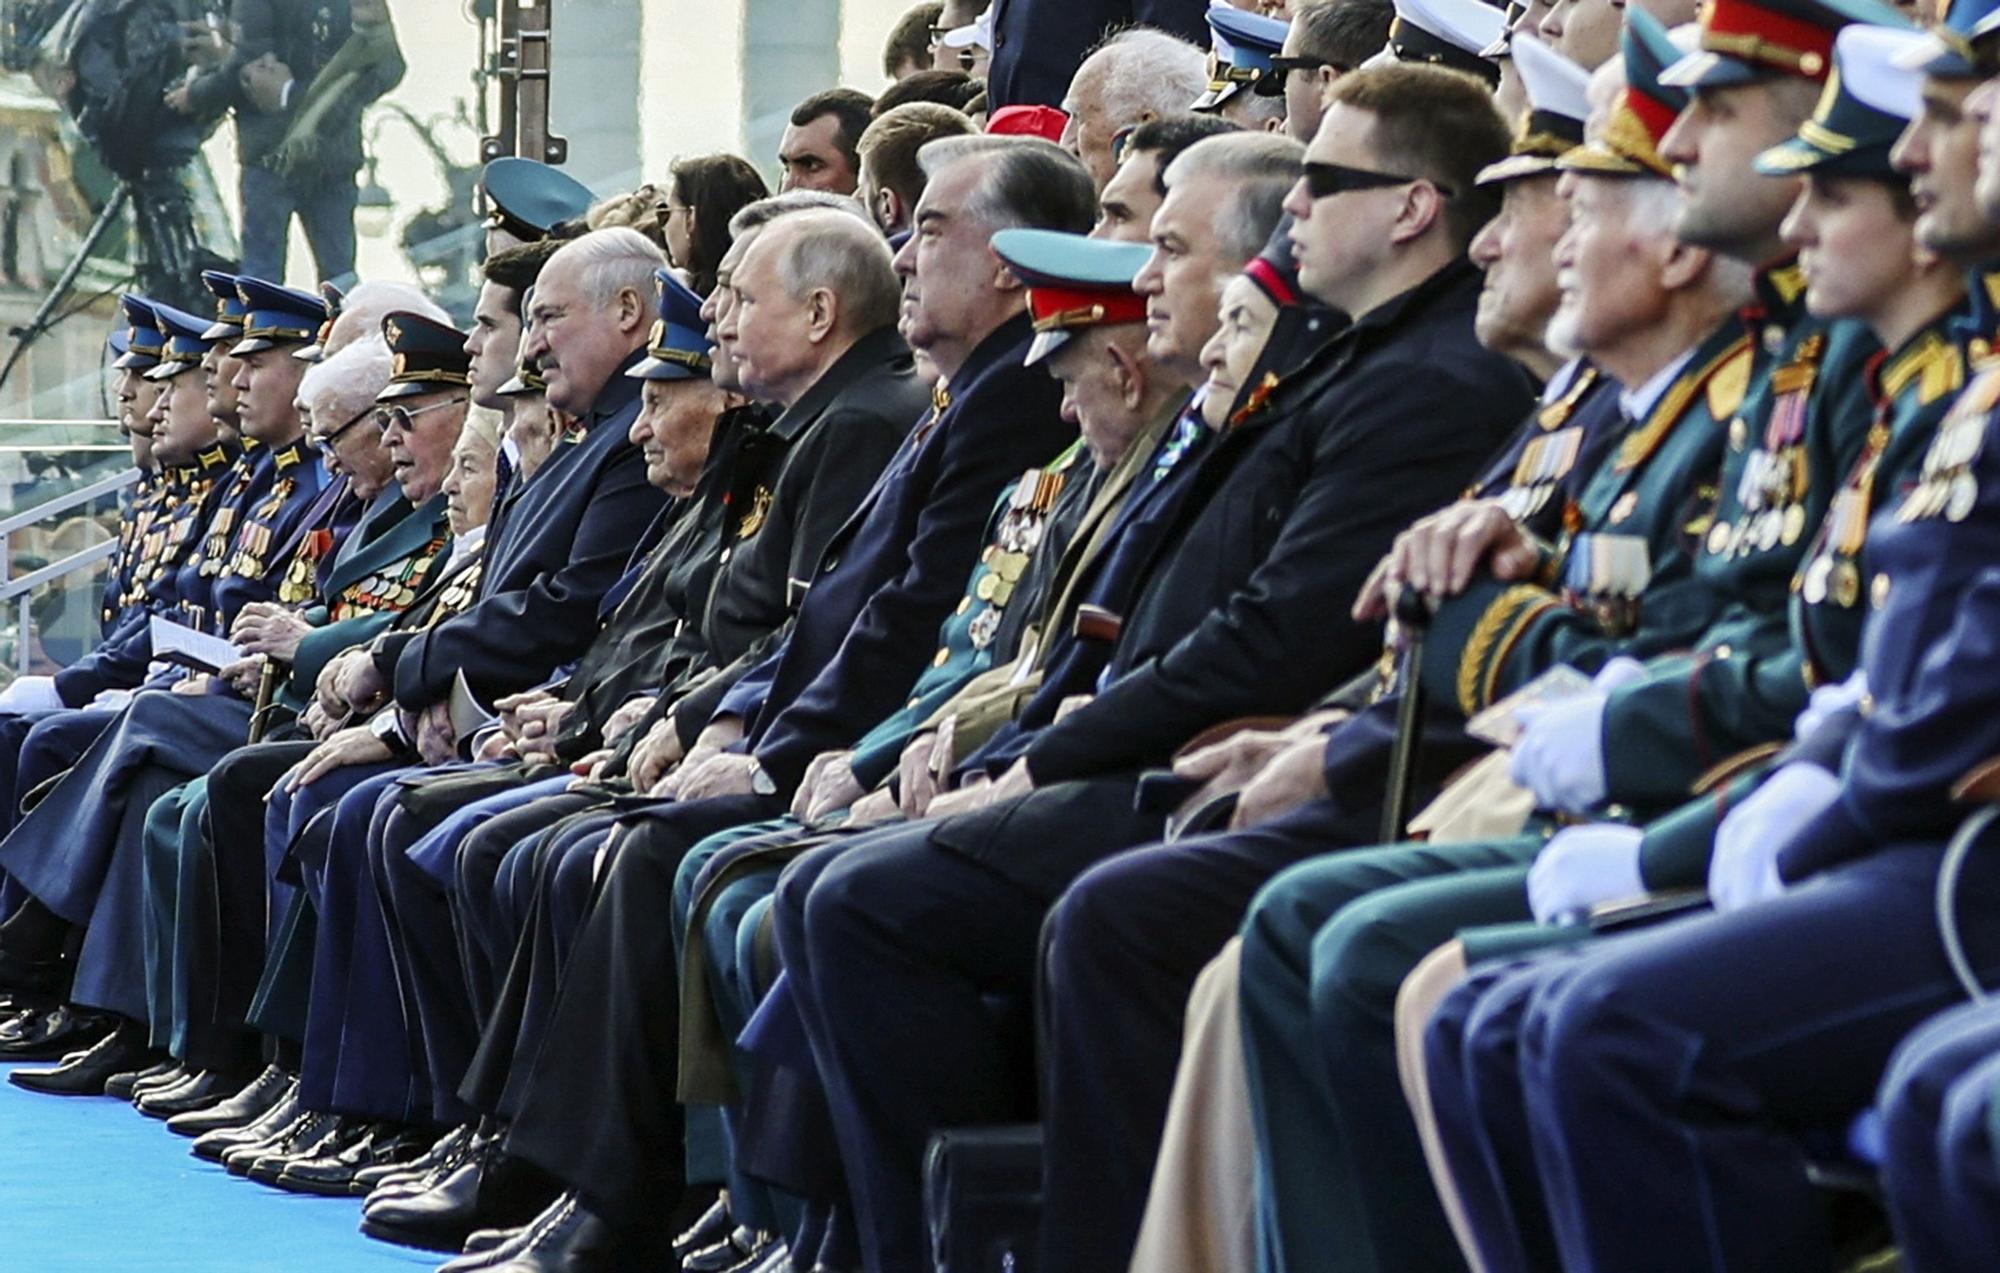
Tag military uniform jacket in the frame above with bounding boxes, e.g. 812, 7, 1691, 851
54, 444, 243, 706
378, 353, 668, 708
656, 327, 930, 747
285, 488, 452, 703
102, 469, 168, 635
205, 439, 328, 632
1637, 304, 1975, 887
1012, 260, 1536, 785
847, 441, 1093, 791
739, 312, 1075, 793
1773, 359, 2000, 880
1419, 317, 1755, 720
1590, 269, 1887, 811
924, 398, 1179, 767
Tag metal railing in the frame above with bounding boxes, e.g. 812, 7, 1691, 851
0, 462, 140, 677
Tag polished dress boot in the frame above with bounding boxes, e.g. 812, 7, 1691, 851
129, 1060, 193, 1099
167, 1064, 291, 1136
8, 1022, 155, 1096
223, 1106, 326, 1176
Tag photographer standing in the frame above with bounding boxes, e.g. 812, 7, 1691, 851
167, 0, 404, 284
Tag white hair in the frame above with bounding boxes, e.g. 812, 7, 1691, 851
1163, 132, 1306, 264
1083, 28, 1208, 126
458, 403, 505, 453
299, 334, 392, 425
324, 282, 446, 359
550, 226, 668, 310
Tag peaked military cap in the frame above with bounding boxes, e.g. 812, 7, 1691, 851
1386, 0, 1506, 84
111, 295, 165, 370
1195, 5, 1290, 111
1479, 35, 1592, 185
991, 228, 1151, 365
1660, 0, 1908, 89
1896, 0, 2000, 77
377, 311, 473, 402
143, 302, 217, 382
1479, 0, 1529, 58
198, 270, 246, 341
481, 157, 595, 243
628, 269, 715, 381
497, 358, 548, 397
295, 281, 346, 364
1561, 6, 1690, 178
1757, 22, 1924, 177
231, 277, 325, 356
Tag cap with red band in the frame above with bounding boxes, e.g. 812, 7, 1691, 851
990, 228, 1153, 366
1659, 0, 1908, 90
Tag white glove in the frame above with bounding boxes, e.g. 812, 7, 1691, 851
1591, 656, 1649, 694
1510, 691, 1609, 814
1708, 761, 1840, 913
0, 675, 60, 714
1793, 670, 1868, 741
1526, 823, 1646, 923
90, 688, 133, 710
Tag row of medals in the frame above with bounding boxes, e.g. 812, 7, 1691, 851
1709, 408, 1809, 561
1897, 396, 1984, 525
962, 469, 1064, 653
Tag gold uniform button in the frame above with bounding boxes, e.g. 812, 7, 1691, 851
1871, 572, 1891, 609
932, 648, 950, 667
1713, 644, 1733, 660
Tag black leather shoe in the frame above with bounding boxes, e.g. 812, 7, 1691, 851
363, 1122, 487, 1204
224, 1106, 322, 1176
130, 1061, 194, 1099
438, 1194, 586, 1272
136, 1068, 238, 1118
359, 1142, 555, 1254
192, 1078, 302, 1162
105, 1057, 179, 1100
8, 1023, 153, 1096
676, 1197, 733, 1261
167, 1064, 289, 1136
686, 1227, 771, 1273
275, 1122, 428, 1196
440, 1194, 583, 1272
486, 1206, 674, 1272
247, 1111, 352, 1184
0, 1006, 109, 1060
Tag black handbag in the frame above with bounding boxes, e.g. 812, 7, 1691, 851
923, 1124, 1044, 1273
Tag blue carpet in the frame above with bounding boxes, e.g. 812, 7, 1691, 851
0, 1062, 436, 1271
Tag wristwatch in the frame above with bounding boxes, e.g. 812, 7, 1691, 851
369, 707, 416, 759
747, 756, 778, 797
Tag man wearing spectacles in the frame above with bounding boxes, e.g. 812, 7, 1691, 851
1268, 0, 1393, 144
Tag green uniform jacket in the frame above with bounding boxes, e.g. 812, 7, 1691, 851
1635, 304, 1972, 886
1420, 315, 1755, 720
285, 490, 452, 705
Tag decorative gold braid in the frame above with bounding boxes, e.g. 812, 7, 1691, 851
1456, 586, 1555, 717
1617, 334, 1754, 471
1483, 596, 1564, 710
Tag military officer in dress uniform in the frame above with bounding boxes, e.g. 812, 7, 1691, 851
1223, 2, 1891, 1266
1413, 22, 1988, 1273
480, 157, 595, 256
1192, 6, 1290, 129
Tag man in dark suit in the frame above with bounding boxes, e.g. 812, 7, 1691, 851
424, 137, 1094, 1269
987, 0, 1211, 112
768, 65, 1536, 1273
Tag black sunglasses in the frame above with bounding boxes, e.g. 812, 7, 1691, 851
1301, 160, 1454, 201
311, 403, 375, 454
376, 395, 468, 435
1256, 54, 1343, 96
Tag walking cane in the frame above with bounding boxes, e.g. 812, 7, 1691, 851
1380, 588, 1432, 845
246, 656, 281, 745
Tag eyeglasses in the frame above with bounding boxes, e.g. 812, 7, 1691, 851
310, 403, 375, 455
928, 24, 951, 47
376, 395, 468, 434
1257, 55, 1343, 94
1301, 161, 1454, 201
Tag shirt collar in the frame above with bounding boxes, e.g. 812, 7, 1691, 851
1618, 347, 1696, 424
